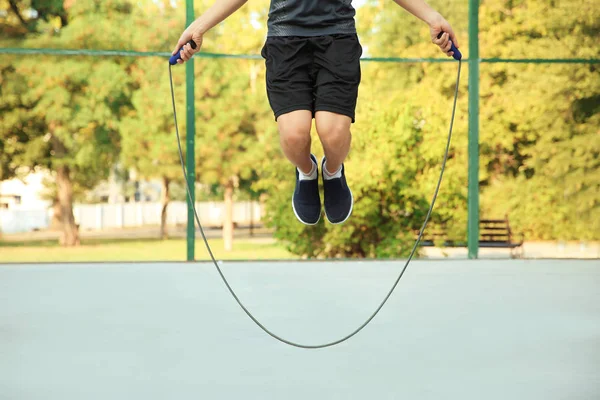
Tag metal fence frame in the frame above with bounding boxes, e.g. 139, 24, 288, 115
1, 0, 598, 259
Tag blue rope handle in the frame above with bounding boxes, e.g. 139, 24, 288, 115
169, 40, 198, 65
437, 31, 462, 60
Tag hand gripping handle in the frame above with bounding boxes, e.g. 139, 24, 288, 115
169, 40, 198, 65
437, 32, 462, 60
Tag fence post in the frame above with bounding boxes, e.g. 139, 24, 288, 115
137, 203, 144, 226
117, 203, 124, 228
96, 204, 103, 230
468, 0, 480, 259
186, 0, 196, 261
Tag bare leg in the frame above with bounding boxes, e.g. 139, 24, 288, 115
314, 111, 352, 173
277, 110, 314, 174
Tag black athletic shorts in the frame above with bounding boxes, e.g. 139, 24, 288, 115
261, 34, 362, 123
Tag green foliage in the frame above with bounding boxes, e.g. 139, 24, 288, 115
258, 1, 470, 258
0, 0, 136, 245
478, 1, 600, 240
257, 73, 468, 258
258, 0, 598, 258
0, 0, 73, 39
9, 56, 132, 186
1, 0, 597, 253
189, 1, 272, 206
0, 62, 40, 180
120, 57, 185, 184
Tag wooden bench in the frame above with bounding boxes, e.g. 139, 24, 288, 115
420, 216, 524, 258
479, 217, 524, 257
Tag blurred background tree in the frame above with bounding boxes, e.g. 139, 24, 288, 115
0, 0, 597, 255
478, 0, 600, 240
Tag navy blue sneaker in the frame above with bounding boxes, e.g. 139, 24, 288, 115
292, 154, 321, 225
321, 157, 353, 224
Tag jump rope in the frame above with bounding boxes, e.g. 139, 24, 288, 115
168, 33, 461, 349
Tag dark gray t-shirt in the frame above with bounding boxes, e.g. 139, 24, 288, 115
267, 0, 356, 37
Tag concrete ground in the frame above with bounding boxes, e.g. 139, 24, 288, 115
1, 260, 599, 399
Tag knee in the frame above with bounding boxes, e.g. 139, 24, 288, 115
280, 126, 311, 148
318, 123, 351, 149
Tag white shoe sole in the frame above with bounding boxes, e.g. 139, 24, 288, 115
292, 197, 321, 226
324, 189, 353, 225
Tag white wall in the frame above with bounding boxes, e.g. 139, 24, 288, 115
0, 201, 262, 234
0, 172, 51, 209
0, 209, 50, 234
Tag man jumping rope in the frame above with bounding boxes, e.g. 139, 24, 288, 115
173, 0, 459, 226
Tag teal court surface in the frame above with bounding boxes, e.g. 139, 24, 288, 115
1, 260, 599, 399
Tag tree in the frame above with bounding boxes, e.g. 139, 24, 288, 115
256, 82, 468, 258
16, 58, 132, 244
1, 0, 135, 245
256, 0, 469, 257
258, 0, 599, 258
120, 0, 272, 246
117, 1, 204, 240
1, 0, 68, 35
0, 63, 36, 183
187, 0, 271, 251
120, 57, 186, 239
478, 0, 600, 240
191, 56, 270, 251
